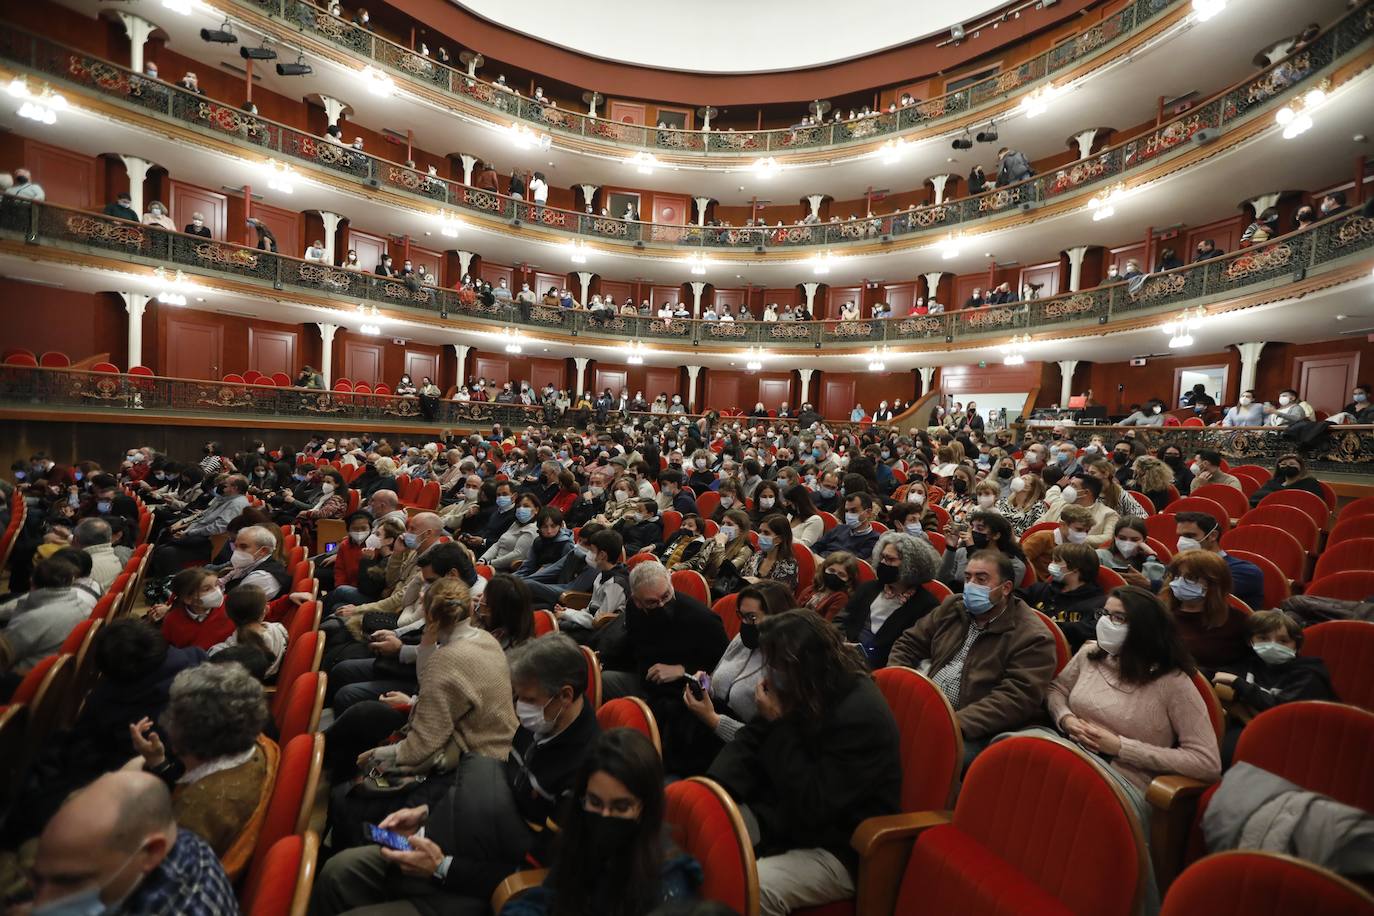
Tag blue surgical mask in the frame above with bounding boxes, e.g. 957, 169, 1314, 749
33, 846, 140, 916
515, 506, 534, 524
1253, 641, 1296, 665
963, 583, 996, 615
1169, 577, 1207, 601
96, 500, 112, 514
818, 487, 836, 499
401, 532, 419, 549
496, 495, 514, 511
757, 534, 774, 552
845, 511, 861, 529
1354, 392, 1369, 403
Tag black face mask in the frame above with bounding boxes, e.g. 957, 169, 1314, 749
1112, 452, 1130, 466
952, 478, 969, 495
1163, 455, 1182, 467
997, 467, 1014, 480
822, 570, 847, 592
970, 531, 990, 550
1278, 465, 1300, 479
876, 563, 900, 585
739, 622, 760, 650
583, 811, 639, 854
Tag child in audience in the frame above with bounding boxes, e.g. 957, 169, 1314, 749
148, 566, 235, 651
209, 584, 288, 678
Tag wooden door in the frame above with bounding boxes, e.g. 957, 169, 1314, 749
473, 355, 510, 385
609, 101, 646, 125
343, 339, 383, 386
1019, 261, 1060, 299
762, 287, 799, 308
885, 282, 917, 315
757, 375, 792, 410
705, 373, 740, 414
251, 202, 301, 258
480, 263, 514, 291
820, 377, 856, 421
529, 359, 565, 392
26, 141, 97, 210
407, 246, 443, 286
1295, 352, 1360, 415
593, 368, 628, 397
169, 181, 227, 241
645, 368, 680, 400
650, 285, 681, 307
953, 273, 984, 308
164, 315, 224, 380
404, 349, 440, 385
599, 280, 632, 306
533, 272, 566, 298
347, 228, 389, 272
649, 193, 690, 243
827, 286, 862, 320
1108, 243, 1145, 275
248, 326, 297, 379
713, 288, 745, 313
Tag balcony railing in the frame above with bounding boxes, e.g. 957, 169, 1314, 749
3, 196, 1372, 348
0, 7, 1366, 253
1057, 424, 1374, 476
233, 0, 1182, 156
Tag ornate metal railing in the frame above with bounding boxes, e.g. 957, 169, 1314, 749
1051, 424, 1374, 474
3, 197, 1372, 347
0, 7, 1367, 253
234, 0, 1185, 156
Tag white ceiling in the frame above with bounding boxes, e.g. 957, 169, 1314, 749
52, 0, 1345, 206
451, 0, 1007, 74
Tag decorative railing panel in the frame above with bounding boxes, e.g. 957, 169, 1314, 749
1054, 424, 1374, 474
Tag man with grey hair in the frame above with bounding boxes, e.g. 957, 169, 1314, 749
150, 474, 249, 577
600, 560, 727, 703
217, 524, 289, 599
312, 634, 600, 915
30, 770, 237, 914
75, 516, 121, 590
366, 488, 408, 530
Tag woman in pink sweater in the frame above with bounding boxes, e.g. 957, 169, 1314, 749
1047, 585, 1221, 793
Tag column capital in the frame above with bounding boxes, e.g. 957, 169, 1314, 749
1245, 192, 1283, 217
455, 250, 476, 281
115, 12, 158, 74
689, 281, 707, 295
118, 156, 155, 216
1236, 341, 1267, 394
1073, 128, 1099, 160
117, 290, 151, 316
917, 365, 936, 393
318, 96, 352, 128
573, 356, 591, 370
797, 367, 815, 381
316, 321, 339, 339
926, 174, 951, 205
1057, 359, 1080, 407
458, 154, 478, 185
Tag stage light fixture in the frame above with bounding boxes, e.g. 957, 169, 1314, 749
276, 56, 312, 76
200, 22, 238, 43
951, 132, 973, 151
240, 44, 277, 61
975, 124, 998, 143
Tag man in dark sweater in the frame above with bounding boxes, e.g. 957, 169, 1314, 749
311, 634, 600, 915
601, 560, 727, 703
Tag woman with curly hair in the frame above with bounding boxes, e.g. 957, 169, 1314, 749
836, 532, 941, 667
1127, 455, 1175, 516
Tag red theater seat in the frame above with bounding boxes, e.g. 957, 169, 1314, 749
241, 832, 318, 916
1259, 489, 1329, 531
1220, 525, 1306, 583
595, 698, 661, 755
38, 351, 71, 368
1236, 506, 1319, 555
1301, 620, 1374, 712
242, 733, 323, 905
1312, 537, 1374, 580
1161, 850, 1374, 916
671, 569, 709, 605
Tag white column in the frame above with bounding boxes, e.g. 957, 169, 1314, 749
1236, 342, 1266, 395
1248, 192, 1282, 218
1065, 246, 1089, 292
459, 154, 478, 186
577, 271, 594, 306
701, 108, 713, 130
117, 292, 150, 370
917, 366, 936, 396
317, 322, 339, 388
690, 281, 706, 317
802, 282, 820, 312
319, 96, 349, 128
116, 12, 157, 75
797, 368, 815, 407
1057, 359, 1079, 407
450, 343, 469, 391
455, 250, 475, 281
317, 211, 344, 264
1074, 128, 1099, 160
578, 185, 599, 212
573, 357, 590, 397
928, 175, 950, 205
685, 366, 702, 411
694, 197, 712, 227
922, 272, 945, 305
118, 155, 154, 216
805, 195, 826, 220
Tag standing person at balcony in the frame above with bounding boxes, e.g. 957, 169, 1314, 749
995, 147, 1034, 186
103, 190, 138, 222
3, 168, 44, 201
508, 170, 526, 200
246, 217, 277, 252
1192, 238, 1224, 262
176, 71, 205, 95
142, 201, 175, 231
1156, 247, 1183, 271
529, 170, 548, 212
374, 253, 394, 276
473, 160, 499, 192
967, 164, 987, 195
304, 239, 329, 263
515, 282, 536, 322
492, 277, 512, 305
184, 212, 211, 239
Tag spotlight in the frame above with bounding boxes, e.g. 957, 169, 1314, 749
975, 125, 998, 143
240, 44, 277, 61
200, 22, 238, 43
276, 58, 312, 76
951, 24, 966, 40
951, 133, 973, 151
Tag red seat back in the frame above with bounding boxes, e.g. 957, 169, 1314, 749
670, 569, 709, 605
1312, 537, 1374, 581
1259, 489, 1329, 531
271, 372, 292, 387
1033, 609, 1072, 675
533, 609, 557, 636
272, 631, 321, 720
696, 491, 720, 518
1191, 484, 1248, 522
1328, 515, 1374, 545
710, 593, 742, 640
38, 351, 71, 368
1338, 496, 1374, 521
1127, 491, 1156, 515
664, 778, 758, 916
1307, 570, 1374, 601
1145, 513, 1181, 550
922, 580, 952, 602
242, 833, 317, 916
1222, 550, 1290, 610
1237, 506, 1320, 554
59, 618, 95, 656
1019, 520, 1060, 544
276, 671, 324, 745
1230, 464, 1271, 483
1162, 850, 1374, 916
876, 667, 962, 811
596, 698, 661, 754
1220, 525, 1306, 582
898, 736, 1145, 916
243, 734, 322, 904
790, 542, 815, 599
660, 510, 682, 541
1301, 621, 1374, 712
1233, 702, 1374, 813
3, 352, 37, 367
817, 511, 838, 532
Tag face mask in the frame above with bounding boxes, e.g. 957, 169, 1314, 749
1095, 617, 1129, 655
32, 846, 140, 916
970, 531, 990, 550
719, 524, 738, 541
719, 496, 734, 509
997, 467, 1014, 480
1189, 462, 1202, 475
963, 583, 997, 615
229, 548, 258, 569
1276, 465, 1301, 480
349, 530, 369, 545
845, 511, 862, 529
151, 206, 163, 215
1059, 487, 1079, 505
1066, 530, 1089, 544
96, 500, 112, 514
1355, 393, 1369, 403
1047, 562, 1066, 582
1175, 535, 1203, 553
739, 621, 760, 650
321, 482, 335, 494
1170, 577, 1207, 601
822, 570, 847, 591
1115, 538, 1140, 557
905, 522, 924, 536
614, 490, 630, 503
1153, 405, 1163, 414
401, 532, 420, 549
694, 458, 707, 469
1058, 452, 1073, 465
758, 497, 775, 510
1279, 395, 1294, 406
515, 506, 534, 524
583, 810, 639, 853
199, 587, 224, 610
515, 697, 557, 736
463, 487, 480, 501
365, 533, 382, 550
952, 479, 969, 495
1253, 641, 1296, 665
977, 494, 996, 508
496, 495, 514, 511
818, 487, 836, 499
907, 491, 925, 505
881, 450, 891, 460
1010, 477, 1027, 494
757, 534, 774, 552
1240, 397, 1253, 407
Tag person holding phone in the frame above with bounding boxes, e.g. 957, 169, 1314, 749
1096, 518, 1163, 591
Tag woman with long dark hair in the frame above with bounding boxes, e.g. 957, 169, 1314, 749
477, 573, 536, 651
501, 729, 701, 915
707, 609, 901, 915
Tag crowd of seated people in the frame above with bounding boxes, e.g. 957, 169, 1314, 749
0, 399, 1367, 915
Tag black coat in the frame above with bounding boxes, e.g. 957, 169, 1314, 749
708, 674, 900, 865
1248, 474, 1325, 509
840, 580, 940, 669
607, 592, 727, 693
1021, 580, 1107, 652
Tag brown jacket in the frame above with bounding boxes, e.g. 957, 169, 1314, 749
887, 595, 1057, 740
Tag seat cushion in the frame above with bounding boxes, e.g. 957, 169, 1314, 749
900, 824, 1074, 915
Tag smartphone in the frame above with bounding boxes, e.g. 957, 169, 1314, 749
681, 673, 709, 700
365, 823, 412, 851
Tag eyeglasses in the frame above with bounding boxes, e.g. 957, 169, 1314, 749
638, 589, 673, 610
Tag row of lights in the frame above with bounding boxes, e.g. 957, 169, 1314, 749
355, 303, 381, 335
153, 267, 195, 305
8, 78, 67, 125
501, 326, 524, 353
1163, 306, 1205, 348
1276, 87, 1327, 140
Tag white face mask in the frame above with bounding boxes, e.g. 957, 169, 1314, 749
904, 522, 924, 536
515, 697, 558, 737
1176, 535, 1203, 553
759, 497, 775, 509
614, 490, 630, 503
977, 494, 996, 508
1115, 538, 1140, 557
364, 533, 382, 550
1066, 530, 1089, 544
719, 496, 734, 508
199, 587, 224, 610
1047, 562, 1066, 582
1095, 617, 1129, 655
1059, 487, 1079, 504
907, 491, 925, 505
349, 530, 369, 544
1010, 476, 1027, 494
1279, 395, 1294, 406
1190, 462, 1202, 475
1239, 396, 1253, 406
321, 482, 335, 494
229, 548, 258, 569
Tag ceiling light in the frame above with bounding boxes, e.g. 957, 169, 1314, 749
753, 156, 781, 178
867, 346, 888, 372
686, 252, 708, 275
1163, 306, 1204, 348
1019, 84, 1064, 118
502, 326, 524, 354
951, 24, 966, 41
877, 139, 907, 164
9, 78, 66, 125
153, 267, 194, 305
744, 346, 766, 371
812, 251, 834, 275
360, 323, 381, 335
1191, 0, 1226, 21
361, 66, 394, 97
939, 234, 962, 259
952, 132, 973, 151
200, 22, 238, 43
240, 44, 277, 61
1000, 333, 1030, 365
1276, 83, 1328, 139
265, 160, 294, 194
627, 151, 658, 174
162, 0, 193, 14
438, 211, 461, 238
568, 240, 588, 264
626, 340, 646, 365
